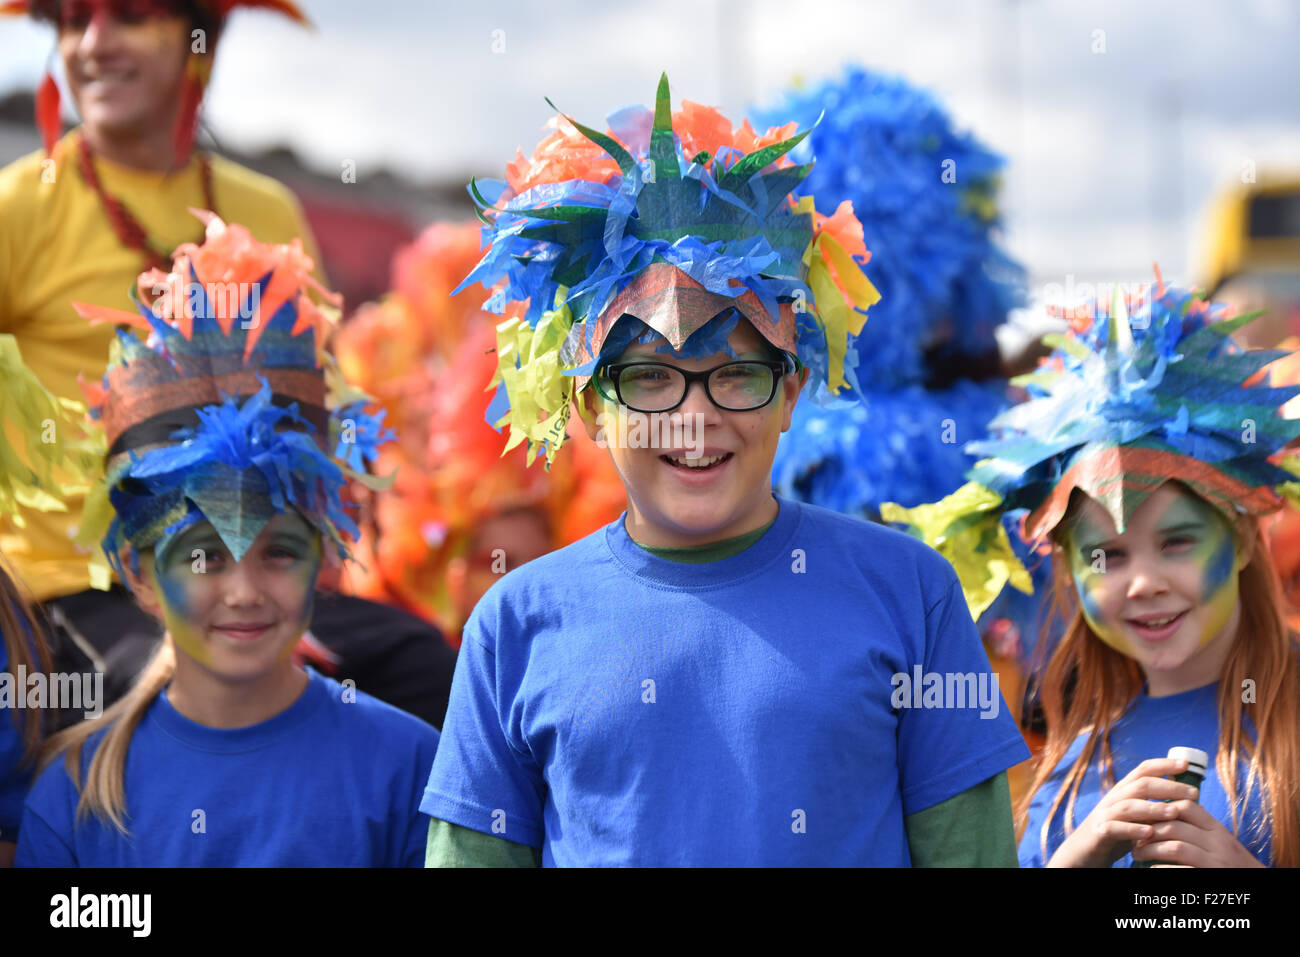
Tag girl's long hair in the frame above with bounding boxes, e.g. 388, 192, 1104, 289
1014, 515, 1300, 867
1, 556, 53, 766
38, 638, 176, 835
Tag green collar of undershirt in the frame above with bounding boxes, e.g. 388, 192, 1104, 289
630, 519, 776, 564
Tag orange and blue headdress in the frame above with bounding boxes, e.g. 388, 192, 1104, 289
454, 73, 881, 467
883, 272, 1300, 618
334, 222, 625, 634
73, 212, 393, 587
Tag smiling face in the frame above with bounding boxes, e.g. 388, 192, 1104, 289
581, 317, 805, 548
56, 1, 193, 147
1063, 482, 1247, 695
143, 511, 322, 684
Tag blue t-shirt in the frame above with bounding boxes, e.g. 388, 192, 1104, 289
16, 668, 439, 867
1019, 681, 1271, 867
421, 496, 1030, 866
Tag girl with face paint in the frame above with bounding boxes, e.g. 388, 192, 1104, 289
1062, 484, 1247, 698
11, 220, 440, 868
15, 501, 439, 867
884, 275, 1300, 869
1035, 481, 1279, 868
135, 511, 324, 727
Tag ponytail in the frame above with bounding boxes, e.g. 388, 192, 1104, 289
40, 638, 176, 835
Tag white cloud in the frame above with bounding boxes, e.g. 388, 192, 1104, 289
2, 0, 1296, 284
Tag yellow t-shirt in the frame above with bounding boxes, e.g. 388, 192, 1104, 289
0, 129, 325, 600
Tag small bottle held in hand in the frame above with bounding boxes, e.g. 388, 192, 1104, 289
1131, 746, 1208, 868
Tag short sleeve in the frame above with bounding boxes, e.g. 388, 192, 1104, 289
896, 572, 1031, 815
419, 617, 546, 849
267, 187, 328, 289
289, 198, 328, 289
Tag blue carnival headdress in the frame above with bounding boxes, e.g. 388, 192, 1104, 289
882, 273, 1300, 617
453, 72, 881, 466
759, 66, 1024, 519
73, 213, 394, 587
773, 380, 1011, 516
753, 66, 1024, 391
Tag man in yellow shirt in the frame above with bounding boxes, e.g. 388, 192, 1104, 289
1, 0, 319, 599
0, 1, 454, 730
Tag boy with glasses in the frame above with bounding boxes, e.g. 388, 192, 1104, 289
421, 75, 1030, 866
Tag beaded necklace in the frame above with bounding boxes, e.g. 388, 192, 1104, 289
76, 132, 215, 273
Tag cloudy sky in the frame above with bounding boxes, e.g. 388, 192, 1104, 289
2, 0, 1297, 291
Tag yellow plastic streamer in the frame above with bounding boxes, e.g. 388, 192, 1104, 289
805, 229, 881, 393
0, 334, 101, 524
1275, 454, 1300, 511
490, 294, 577, 468
880, 479, 1034, 621
76, 477, 116, 591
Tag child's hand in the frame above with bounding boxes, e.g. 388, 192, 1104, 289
1046, 758, 1200, 868
1130, 801, 1265, 868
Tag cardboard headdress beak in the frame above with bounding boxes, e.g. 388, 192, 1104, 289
562, 262, 799, 391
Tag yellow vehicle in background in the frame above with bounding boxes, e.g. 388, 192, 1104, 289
1204, 176, 1300, 641
1201, 176, 1300, 348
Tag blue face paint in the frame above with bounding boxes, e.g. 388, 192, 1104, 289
156, 562, 194, 618
1203, 533, 1236, 598
1076, 575, 1105, 624
151, 528, 217, 666
1066, 488, 1243, 657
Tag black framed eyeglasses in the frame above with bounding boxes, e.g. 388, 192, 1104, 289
595, 359, 792, 413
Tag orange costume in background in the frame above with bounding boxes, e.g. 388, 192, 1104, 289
333, 223, 624, 641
